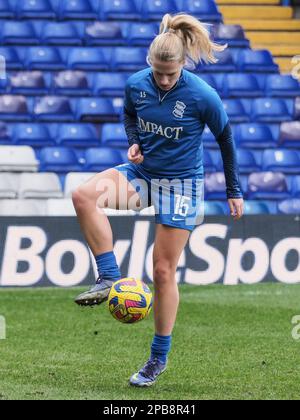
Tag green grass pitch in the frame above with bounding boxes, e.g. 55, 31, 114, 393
0, 284, 300, 400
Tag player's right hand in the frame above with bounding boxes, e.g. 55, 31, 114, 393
128, 144, 144, 165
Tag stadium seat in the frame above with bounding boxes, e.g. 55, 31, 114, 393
1, 21, 38, 45
120, 148, 129, 163
237, 49, 279, 73
85, 22, 124, 46
0, 121, 11, 144
112, 47, 147, 71
247, 172, 290, 200
67, 47, 109, 71
223, 74, 262, 98
0, 0, 14, 18
39, 147, 82, 172
57, 0, 97, 20
278, 199, 300, 215
84, 147, 123, 171
262, 150, 300, 174
46, 198, 76, 216
0, 199, 47, 216
41, 22, 82, 45
265, 74, 300, 98
0, 173, 19, 198
126, 23, 158, 46
16, 0, 56, 19
294, 97, 300, 120
197, 74, 217, 90
34, 97, 73, 121
64, 172, 96, 197
57, 123, 99, 147
279, 122, 300, 148
235, 149, 260, 174
25, 47, 63, 71
243, 200, 270, 215
10, 71, 48, 95
75, 98, 119, 122
251, 98, 292, 123
201, 49, 236, 73
101, 123, 128, 148
53, 71, 90, 96
205, 172, 227, 200
92, 73, 126, 96
0, 47, 22, 70
204, 150, 216, 173
235, 123, 277, 149
176, 0, 222, 22
222, 99, 249, 123
12, 123, 55, 147
213, 24, 249, 48
100, 0, 140, 21
0, 145, 39, 172
204, 201, 226, 215
19, 173, 63, 199
140, 0, 178, 21
0, 95, 30, 121
292, 176, 300, 198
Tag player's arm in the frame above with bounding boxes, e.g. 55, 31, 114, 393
203, 89, 244, 220
123, 81, 144, 164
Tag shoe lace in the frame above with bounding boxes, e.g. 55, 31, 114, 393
95, 275, 104, 285
140, 359, 161, 380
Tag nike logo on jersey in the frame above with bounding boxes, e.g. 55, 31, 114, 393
137, 117, 183, 141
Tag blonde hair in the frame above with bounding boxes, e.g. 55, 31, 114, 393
148, 13, 227, 66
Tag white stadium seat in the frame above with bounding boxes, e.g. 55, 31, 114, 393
46, 199, 76, 216
0, 146, 39, 172
0, 199, 47, 216
19, 172, 63, 199
0, 173, 20, 199
64, 172, 97, 197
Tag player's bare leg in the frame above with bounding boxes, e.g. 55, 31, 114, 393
72, 168, 142, 306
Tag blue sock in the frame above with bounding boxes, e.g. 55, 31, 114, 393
95, 251, 121, 282
150, 334, 172, 364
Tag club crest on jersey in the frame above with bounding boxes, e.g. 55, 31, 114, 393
173, 101, 186, 119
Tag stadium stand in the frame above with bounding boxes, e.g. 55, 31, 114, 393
0, 0, 299, 216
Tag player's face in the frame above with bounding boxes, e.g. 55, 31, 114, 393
151, 59, 184, 91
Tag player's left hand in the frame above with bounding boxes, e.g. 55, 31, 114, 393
228, 198, 244, 221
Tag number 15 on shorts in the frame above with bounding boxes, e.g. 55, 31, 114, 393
174, 195, 191, 217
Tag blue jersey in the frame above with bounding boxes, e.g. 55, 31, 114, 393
124, 67, 229, 179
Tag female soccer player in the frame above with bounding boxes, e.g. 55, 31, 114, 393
72, 13, 244, 387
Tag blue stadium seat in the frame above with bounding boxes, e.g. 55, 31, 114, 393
112, 47, 147, 71
0, 0, 14, 18
25, 47, 63, 71
292, 176, 300, 198
244, 200, 270, 215
56, 123, 99, 147
213, 24, 249, 48
204, 201, 226, 215
1, 21, 38, 45
101, 123, 128, 148
252, 98, 292, 123
127, 23, 158, 46
236, 149, 260, 174
12, 123, 55, 147
295, 97, 300, 120
67, 48, 109, 71
92, 73, 126, 96
39, 147, 82, 172
84, 147, 123, 171
237, 49, 279, 73
222, 99, 249, 123
279, 122, 300, 148
0, 47, 22, 70
262, 149, 300, 174
53, 71, 90, 96
205, 173, 227, 200
34, 97, 73, 121
0, 95, 29, 121
197, 74, 217, 90
201, 49, 236, 72
120, 148, 129, 163
247, 172, 290, 200
265, 74, 300, 98
235, 123, 277, 149
176, 0, 222, 22
85, 22, 123, 46
204, 150, 216, 173
57, 0, 97, 20
41, 22, 81, 45
140, 0, 178, 21
100, 0, 140, 21
0, 121, 11, 144
10, 71, 49, 95
76, 98, 119, 122
223, 74, 262, 98
278, 199, 300, 215
16, 0, 56, 19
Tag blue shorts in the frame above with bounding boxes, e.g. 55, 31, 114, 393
114, 163, 204, 232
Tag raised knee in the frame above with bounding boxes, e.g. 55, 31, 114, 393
72, 186, 91, 210
153, 261, 175, 288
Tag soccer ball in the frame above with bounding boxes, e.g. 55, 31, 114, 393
108, 278, 153, 324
